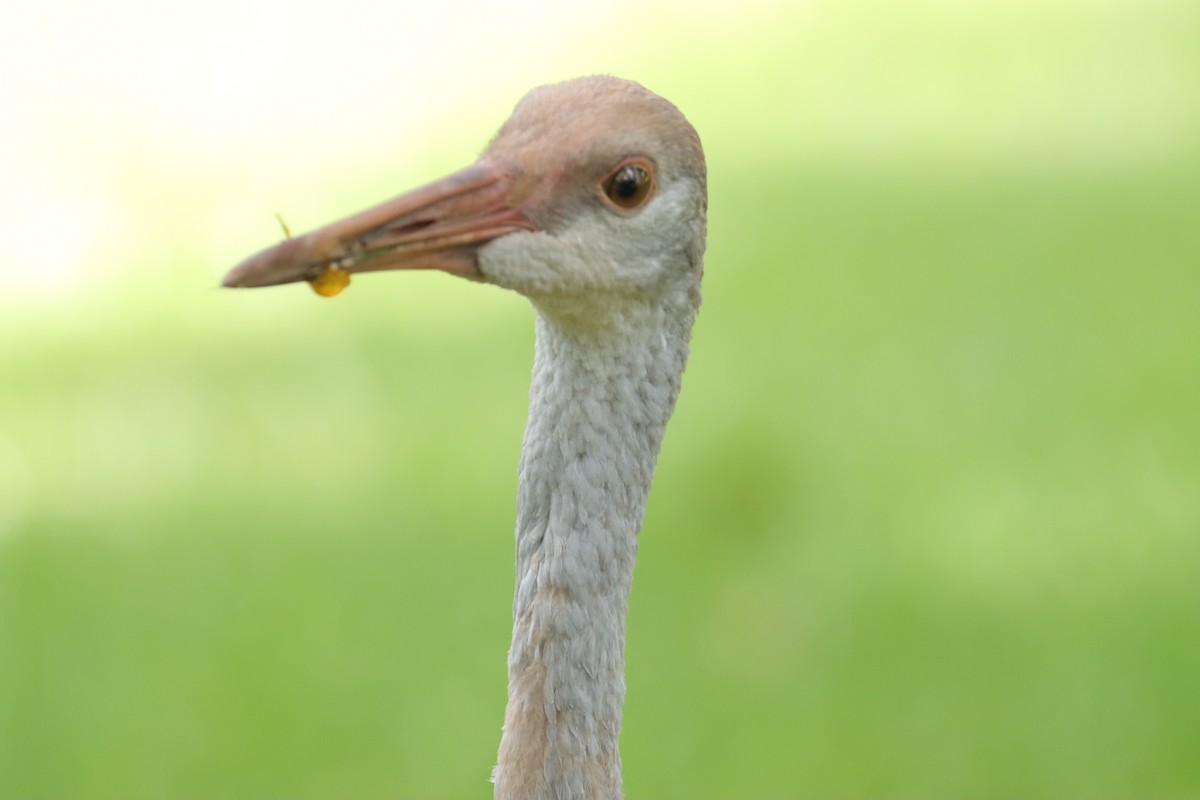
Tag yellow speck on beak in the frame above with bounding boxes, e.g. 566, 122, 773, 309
309, 265, 350, 298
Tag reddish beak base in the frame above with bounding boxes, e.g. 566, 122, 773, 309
222, 160, 535, 290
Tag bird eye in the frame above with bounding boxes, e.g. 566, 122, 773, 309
602, 161, 654, 210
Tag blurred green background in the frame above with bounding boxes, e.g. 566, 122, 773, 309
2, 0, 1198, 797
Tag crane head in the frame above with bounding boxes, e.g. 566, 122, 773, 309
222, 76, 706, 315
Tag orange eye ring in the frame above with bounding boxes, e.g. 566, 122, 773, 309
602, 160, 655, 210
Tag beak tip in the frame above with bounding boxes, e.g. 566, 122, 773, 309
221, 264, 256, 288
221, 247, 299, 290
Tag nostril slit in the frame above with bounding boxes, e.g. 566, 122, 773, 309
387, 218, 436, 237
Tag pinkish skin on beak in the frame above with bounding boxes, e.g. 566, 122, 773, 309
221, 160, 537, 289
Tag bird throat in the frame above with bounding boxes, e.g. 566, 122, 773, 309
493, 297, 695, 800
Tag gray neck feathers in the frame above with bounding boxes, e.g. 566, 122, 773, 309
493, 288, 697, 800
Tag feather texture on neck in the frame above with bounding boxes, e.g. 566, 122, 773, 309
493, 286, 697, 800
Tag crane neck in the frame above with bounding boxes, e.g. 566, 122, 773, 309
493, 288, 697, 800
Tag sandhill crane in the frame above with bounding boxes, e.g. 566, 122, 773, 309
224, 75, 707, 800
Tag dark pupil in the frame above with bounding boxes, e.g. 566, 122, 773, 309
616, 167, 641, 199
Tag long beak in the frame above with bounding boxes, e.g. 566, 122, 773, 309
222, 159, 535, 290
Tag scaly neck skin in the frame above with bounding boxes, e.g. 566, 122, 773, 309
493, 289, 697, 800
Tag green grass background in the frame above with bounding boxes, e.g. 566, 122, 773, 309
2, 0, 1199, 797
